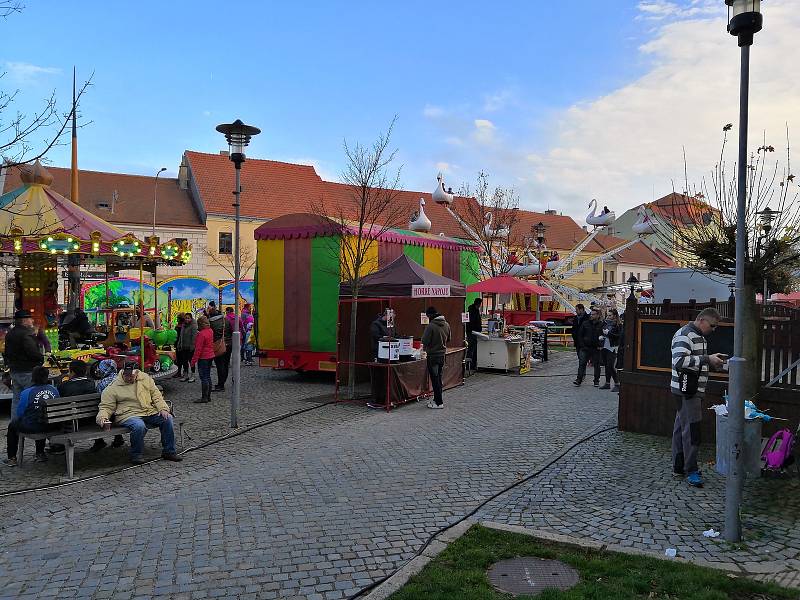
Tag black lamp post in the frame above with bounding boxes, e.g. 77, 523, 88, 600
216, 119, 261, 429
627, 274, 639, 299
533, 221, 548, 320
724, 0, 763, 543
756, 206, 780, 304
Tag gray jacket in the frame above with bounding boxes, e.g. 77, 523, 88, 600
177, 322, 198, 351
421, 316, 451, 358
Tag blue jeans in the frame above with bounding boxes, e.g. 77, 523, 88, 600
121, 414, 176, 458
197, 358, 213, 385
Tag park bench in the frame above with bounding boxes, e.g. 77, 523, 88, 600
16, 392, 182, 478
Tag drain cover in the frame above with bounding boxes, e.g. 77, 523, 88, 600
487, 557, 580, 596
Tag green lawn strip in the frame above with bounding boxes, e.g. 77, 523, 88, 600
388, 525, 798, 600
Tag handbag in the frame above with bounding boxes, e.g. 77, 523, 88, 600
213, 338, 226, 357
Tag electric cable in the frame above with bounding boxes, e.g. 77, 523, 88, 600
348, 417, 619, 599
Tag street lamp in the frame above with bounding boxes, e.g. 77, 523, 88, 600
627, 274, 639, 299
756, 206, 780, 304
532, 221, 548, 320
216, 119, 260, 429
724, 0, 763, 543
152, 167, 167, 237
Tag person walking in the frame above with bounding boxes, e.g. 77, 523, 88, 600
573, 306, 603, 387
421, 307, 451, 409
191, 316, 215, 404
466, 297, 483, 370
208, 307, 231, 392
599, 308, 622, 391
571, 303, 588, 356
671, 307, 726, 487
177, 313, 198, 382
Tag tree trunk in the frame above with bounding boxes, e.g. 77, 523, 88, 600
347, 292, 358, 400
740, 283, 762, 401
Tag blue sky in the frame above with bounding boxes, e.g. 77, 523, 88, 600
2, 1, 797, 218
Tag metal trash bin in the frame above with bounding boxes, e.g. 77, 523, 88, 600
715, 414, 762, 478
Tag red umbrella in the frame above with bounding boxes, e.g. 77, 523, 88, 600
467, 274, 549, 295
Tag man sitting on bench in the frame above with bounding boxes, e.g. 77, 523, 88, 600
95, 362, 183, 465
5, 366, 60, 465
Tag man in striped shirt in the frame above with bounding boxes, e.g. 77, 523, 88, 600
671, 307, 726, 487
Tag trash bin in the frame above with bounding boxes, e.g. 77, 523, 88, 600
715, 414, 762, 478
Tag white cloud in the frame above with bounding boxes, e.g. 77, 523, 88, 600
4, 61, 61, 84
423, 104, 445, 118
483, 89, 515, 112
473, 119, 496, 144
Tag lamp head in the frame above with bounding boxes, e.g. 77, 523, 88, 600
216, 119, 261, 165
726, 0, 762, 46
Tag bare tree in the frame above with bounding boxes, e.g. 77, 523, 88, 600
200, 244, 257, 281
0, 1, 23, 18
454, 171, 523, 279
312, 117, 406, 399
654, 124, 800, 397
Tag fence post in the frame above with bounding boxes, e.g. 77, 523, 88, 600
623, 292, 637, 373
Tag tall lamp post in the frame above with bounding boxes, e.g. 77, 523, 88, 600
756, 206, 779, 303
627, 274, 639, 300
724, 0, 763, 543
533, 221, 548, 320
152, 167, 167, 327
216, 119, 261, 429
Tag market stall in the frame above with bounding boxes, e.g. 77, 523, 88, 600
336, 254, 467, 410
466, 275, 551, 373
0, 162, 192, 381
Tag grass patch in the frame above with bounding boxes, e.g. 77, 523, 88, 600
389, 525, 798, 600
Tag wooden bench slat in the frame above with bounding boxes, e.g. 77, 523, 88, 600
44, 394, 101, 406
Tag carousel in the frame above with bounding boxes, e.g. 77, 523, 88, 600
0, 162, 192, 384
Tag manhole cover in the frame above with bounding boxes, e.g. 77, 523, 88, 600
487, 557, 580, 596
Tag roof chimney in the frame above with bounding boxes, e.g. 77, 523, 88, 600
178, 156, 189, 190
544, 209, 557, 215
219, 150, 229, 157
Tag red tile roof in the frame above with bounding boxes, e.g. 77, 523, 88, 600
592, 233, 674, 267
647, 193, 718, 227
1, 165, 203, 228
185, 150, 469, 238
184, 151, 326, 220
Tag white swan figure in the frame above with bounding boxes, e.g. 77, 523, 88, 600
586, 198, 615, 227
409, 198, 432, 232
432, 173, 454, 205
506, 262, 541, 277
632, 205, 657, 236
484, 212, 510, 239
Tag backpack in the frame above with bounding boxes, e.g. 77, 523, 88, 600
19, 387, 56, 431
761, 428, 796, 471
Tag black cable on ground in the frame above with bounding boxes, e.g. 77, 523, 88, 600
348, 418, 619, 600
0, 399, 339, 498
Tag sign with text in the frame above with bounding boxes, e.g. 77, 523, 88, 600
461, 312, 469, 323
411, 285, 451, 298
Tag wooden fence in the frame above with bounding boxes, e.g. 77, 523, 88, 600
618, 295, 800, 440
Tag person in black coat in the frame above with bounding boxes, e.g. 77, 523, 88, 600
370, 314, 389, 360
570, 304, 588, 354
466, 297, 483, 368
574, 306, 604, 386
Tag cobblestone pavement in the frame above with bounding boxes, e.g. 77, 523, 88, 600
478, 427, 800, 587
0, 351, 622, 600
0, 365, 334, 493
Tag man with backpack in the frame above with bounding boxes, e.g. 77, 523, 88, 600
4, 366, 59, 465
670, 307, 726, 487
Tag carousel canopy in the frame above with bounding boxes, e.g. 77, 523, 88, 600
340, 254, 466, 298
0, 162, 190, 265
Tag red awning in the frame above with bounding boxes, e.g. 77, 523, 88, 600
467, 275, 550, 295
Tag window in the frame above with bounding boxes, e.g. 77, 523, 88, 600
96, 202, 111, 210
610, 271, 615, 283
218, 232, 233, 254
637, 272, 641, 280
593, 262, 599, 274
603, 271, 608, 284
622, 271, 626, 282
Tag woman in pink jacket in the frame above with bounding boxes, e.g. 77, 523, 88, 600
191, 316, 215, 404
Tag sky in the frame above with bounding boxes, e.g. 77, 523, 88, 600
2, 0, 798, 222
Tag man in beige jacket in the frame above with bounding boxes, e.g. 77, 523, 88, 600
96, 362, 182, 465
